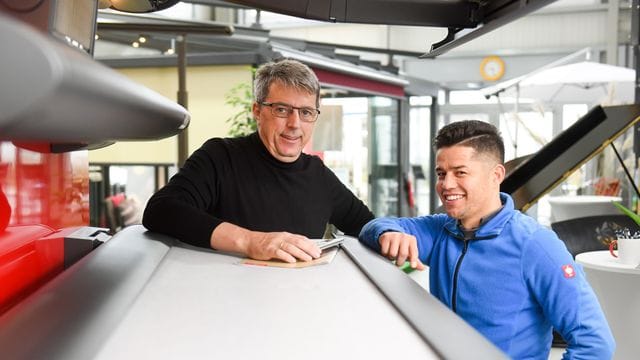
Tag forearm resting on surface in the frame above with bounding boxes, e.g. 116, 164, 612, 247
210, 222, 321, 263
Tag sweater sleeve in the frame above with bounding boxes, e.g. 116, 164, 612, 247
359, 217, 406, 251
358, 215, 441, 264
142, 139, 224, 248
523, 229, 615, 359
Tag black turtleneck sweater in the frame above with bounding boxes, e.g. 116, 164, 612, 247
143, 132, 374, 248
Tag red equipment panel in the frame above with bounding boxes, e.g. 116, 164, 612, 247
0, 142, 89, 313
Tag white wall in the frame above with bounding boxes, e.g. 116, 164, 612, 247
89, 64, 254, 164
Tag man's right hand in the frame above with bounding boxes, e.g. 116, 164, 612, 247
246, 231, 321, 263
210, 222, 321, 263
379, 231, 425, 270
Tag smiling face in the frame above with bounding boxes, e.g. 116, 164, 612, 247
436, 144, 505, 229
253, 81, 317, 163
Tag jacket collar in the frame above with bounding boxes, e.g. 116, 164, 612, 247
444, 193, 515, 240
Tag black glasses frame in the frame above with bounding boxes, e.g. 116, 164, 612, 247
260, 102, 320, 122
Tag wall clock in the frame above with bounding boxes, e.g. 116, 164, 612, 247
480, 56, 505, 81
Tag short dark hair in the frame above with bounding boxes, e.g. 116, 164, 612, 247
254, 58, 320, 108
434, 120, 505, 164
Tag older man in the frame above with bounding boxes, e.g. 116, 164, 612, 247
144, 58, 373, 263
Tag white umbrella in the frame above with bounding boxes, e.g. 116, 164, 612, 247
483, 61, 636, 105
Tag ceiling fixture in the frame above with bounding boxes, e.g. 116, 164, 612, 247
106, 0, 181, 13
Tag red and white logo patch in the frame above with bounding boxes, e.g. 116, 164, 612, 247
562, 264, 575, 279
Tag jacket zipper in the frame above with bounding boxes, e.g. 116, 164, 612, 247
451, 239, 469, 313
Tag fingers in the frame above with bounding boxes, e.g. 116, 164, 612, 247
379, 232, 425, 270
275, 238, 320, 263
275, 244, 297, 263
409, 239, 426, 270
395, 238, 411, 267
379, 232, 402, 258
288, 236, 322, 259
268, 233, 321, 263
379, 232, 397, 258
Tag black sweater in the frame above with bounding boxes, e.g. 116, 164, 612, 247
143, 132, 374, 248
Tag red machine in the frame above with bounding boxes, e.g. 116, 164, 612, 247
0, 145, 91, 313
0, 1, 187, 315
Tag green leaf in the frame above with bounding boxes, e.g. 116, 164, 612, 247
224, 79, 256, 137
612, 201, 640, 227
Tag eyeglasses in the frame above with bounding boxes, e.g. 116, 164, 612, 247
260, 102, 320, 122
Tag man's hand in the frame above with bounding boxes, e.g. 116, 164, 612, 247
247, 232, 321, 263
379, 231, 425, 270
211, 222, 321, 263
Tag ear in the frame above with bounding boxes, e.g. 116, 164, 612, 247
252, 102, 261, 124
494, 163, 506, 185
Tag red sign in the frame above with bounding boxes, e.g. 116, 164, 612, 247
562, 264, 576, 279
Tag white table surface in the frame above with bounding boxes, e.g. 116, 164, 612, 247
0, 225, 506, 360
94, 246, 436, 359
576, 250, 640, 360
576, 250, 640, 274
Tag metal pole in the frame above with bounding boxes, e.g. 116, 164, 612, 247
429, 98, 439, 214
177, 34, 189, 167
633, 0, 639, 103
606, 0, 619, 65
514, 84, 519, 157
632, 0, 640, 210
611, 142, 640, 199
397, 99, 410, 217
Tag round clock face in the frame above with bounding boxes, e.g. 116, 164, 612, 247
480, 56, 505, 81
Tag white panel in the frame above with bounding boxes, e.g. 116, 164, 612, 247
450, 10, 607, 54
271, 23, 391, 48
94, 246, 438, 359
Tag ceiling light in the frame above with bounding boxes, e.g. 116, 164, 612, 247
108, 0, 181, 13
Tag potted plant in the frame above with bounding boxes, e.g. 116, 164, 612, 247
611, 201, 640, 263
612, 201, 640, 228
224, 79, 256, 138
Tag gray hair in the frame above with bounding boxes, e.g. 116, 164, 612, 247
254, 58, 320, 108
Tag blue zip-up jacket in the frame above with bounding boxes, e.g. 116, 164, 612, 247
359, 193, 614, 359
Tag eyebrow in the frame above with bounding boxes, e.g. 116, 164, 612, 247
268, 101, 316, 109
436, 165, 468, 172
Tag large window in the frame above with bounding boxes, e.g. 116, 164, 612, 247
318, 97, 369, 202
89, 163, 176, 232
499, 111, 553, 161
369, 97, 400, 216
409, 96, 432, 215
315, 95, 401, 217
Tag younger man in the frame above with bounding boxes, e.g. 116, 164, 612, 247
359, 120, 614, 359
